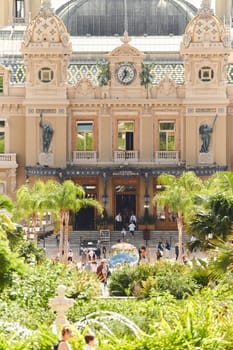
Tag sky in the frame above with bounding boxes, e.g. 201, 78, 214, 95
50, 0, 215, 11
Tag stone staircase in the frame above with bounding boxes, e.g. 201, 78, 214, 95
39, 230, 189, 261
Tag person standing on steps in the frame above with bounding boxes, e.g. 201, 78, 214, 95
115, 212, 122, 230
128, 221, 136, 239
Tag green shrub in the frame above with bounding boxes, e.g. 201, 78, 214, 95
108, 266, 136, 296
190, 265, 210, 287
109, 261, 198, 299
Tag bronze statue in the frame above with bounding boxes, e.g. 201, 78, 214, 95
199, 115, 217, 153
39, 112, 54, 153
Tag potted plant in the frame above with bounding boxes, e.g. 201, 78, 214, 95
138, 208, 156, 231
96, 209, 114, 230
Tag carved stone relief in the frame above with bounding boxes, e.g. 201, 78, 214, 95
74, 76, 96, 99
150, 75, 177, 98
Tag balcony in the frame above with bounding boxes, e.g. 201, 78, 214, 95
154, 151, 180, 165
0, 153, 17, 168
114, 150, 139, 163
73, 151, 97, 164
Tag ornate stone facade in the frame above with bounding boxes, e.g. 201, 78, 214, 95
0, 0, 232, 230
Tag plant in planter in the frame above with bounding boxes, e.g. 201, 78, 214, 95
96, 209, 114, 229
138, 208, 156, 230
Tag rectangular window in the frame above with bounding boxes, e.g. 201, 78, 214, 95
15, 0, 25, 18
159, 121, 175, 151
76, 122, 93, 151
0, 132, 5, 153
0, 76, 3, 93
117, 121, 134, 151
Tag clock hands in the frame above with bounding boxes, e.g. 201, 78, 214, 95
122, 68, 129, 81
116, 64, 136, 84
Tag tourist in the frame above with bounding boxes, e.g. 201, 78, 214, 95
138, 245, 147, 263
129, 212, 137, 226
67, 249, 73, 263
102, 245, 107, 258
55, 232, 60, 249
156, 249, 163, 260
128, 222, 136, 238
121, 227, 127, 241
175, 243, 179, 260
96, 259, 108, 296
165, 240, 171, 258
56, 325, 72, 350
84, 333, 95, 350
158, 241, 164, 252
115, 212, 122, 230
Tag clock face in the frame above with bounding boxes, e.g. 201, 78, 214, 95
115, 64, 136, 85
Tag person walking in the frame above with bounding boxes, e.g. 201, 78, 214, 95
128, 222, 136, 238
96, 259, 108, 296
121, 227, 127, 241
55, 325, 72, 350
84, 333, 95, 350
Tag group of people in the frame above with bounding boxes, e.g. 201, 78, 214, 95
115, 212, 137, 239
55, 325, 96, 350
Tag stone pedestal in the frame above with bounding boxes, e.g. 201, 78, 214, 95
49, 285, 74, 326
198, 152, 213, 164
39, 152, 54, 166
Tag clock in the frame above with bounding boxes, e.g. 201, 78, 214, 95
115, 63, 136, 85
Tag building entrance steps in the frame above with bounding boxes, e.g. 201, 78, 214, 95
38, 230, 189, 261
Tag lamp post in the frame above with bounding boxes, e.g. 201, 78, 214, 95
143, 172, 150, 244
102, 172, 108, 207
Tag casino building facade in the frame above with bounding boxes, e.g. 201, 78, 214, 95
0, 0, 233, 230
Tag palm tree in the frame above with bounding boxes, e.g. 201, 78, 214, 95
0, 193, 14, 236
153, 172, 204, 261
45, 180, 103, 261
189, 192, 233, 242
188, 171, 233, 239
14, 180, 46, 244
208, 171, 233, 195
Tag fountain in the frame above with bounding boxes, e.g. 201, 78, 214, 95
75, 310, 144, 338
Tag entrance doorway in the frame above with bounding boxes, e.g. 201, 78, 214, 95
75, 207, 95, 230
115, 185, 136, 229
74, 184, 97, 231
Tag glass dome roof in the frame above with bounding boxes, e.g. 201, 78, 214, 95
56, 0, 198, 36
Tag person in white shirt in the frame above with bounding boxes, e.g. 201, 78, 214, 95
121, 227, 127, 241
115, 213, 122, 230
128, 222, 136, 238
130, 213, 137, 225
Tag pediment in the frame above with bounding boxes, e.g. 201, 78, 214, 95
109, 43, 143, 58
108, 31, 144, 59
74, 76, 95, 98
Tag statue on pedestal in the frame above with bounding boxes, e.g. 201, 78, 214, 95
199, 115, 217, 153
39, 112, 54, 153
